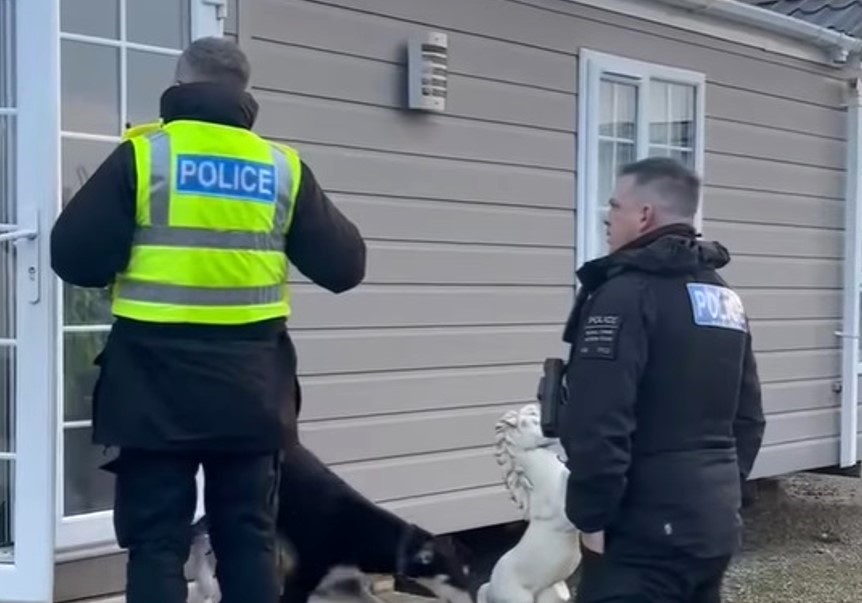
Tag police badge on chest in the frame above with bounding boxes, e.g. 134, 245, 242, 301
576, 314, 622, 360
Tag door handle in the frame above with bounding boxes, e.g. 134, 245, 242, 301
0, 223, 37, 244
0, 212, 40, 303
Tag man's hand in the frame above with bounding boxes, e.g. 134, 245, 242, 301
580, 530, 605, 555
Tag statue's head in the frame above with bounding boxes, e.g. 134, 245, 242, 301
496, 403, 553, 453
493, 403, 556, 515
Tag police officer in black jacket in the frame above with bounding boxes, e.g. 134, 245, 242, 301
559, 157, 765, 603
51, 38, 365, 603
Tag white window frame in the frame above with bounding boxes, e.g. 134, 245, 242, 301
55, 0, 225, 557
576, 49, 706, 267
191, 0, 227, 39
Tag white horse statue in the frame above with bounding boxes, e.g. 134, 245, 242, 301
477, 403, 582, 603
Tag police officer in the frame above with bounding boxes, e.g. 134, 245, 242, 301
559, 157, 765, 602
50, 37, 366, 603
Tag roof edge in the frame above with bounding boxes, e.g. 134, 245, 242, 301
565, 0, 861, 66
654, 0, 862, 62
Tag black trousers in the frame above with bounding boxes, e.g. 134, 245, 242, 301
108, 448, 281, 603
575, 541, 731, 603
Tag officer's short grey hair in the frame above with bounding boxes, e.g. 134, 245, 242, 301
175, 36, 251, 90
618, 157, 700, 219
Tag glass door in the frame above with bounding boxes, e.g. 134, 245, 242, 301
57, 0, 191, 551
0, 0, 59, 601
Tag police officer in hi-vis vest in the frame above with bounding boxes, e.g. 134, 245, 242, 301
51, 37, 366, 603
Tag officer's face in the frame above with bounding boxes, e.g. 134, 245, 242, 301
606, 175, 655, 253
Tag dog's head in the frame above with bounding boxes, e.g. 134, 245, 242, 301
397, 532, 475, 603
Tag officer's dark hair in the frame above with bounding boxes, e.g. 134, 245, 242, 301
175, 36, 251, 91
618, 157, 700, 219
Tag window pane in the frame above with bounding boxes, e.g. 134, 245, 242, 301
599, 79, 638, 142
0, 116, 15, 340
127, 0, 191, 50
64, 426, 114, 516
598, 139, 637, 206
669, 83, 695, 149
0, 347, 12, 453
599, 80, 614, 137
62, 138, 116, 327
62, 137, 116, 208
127, 50, 177, 127
0, 460, 12, 558
598, 140, 614, 208
61, 40, 120, 135
0, 0, 15, 109
65, 286, 112, 327
649, 81, 669, 146
648, 146, 673, 160
615, 83, 637, 142
64, 331, 107, 422
858, 291, 862, 355
617, 141, 636, 167
61, 0, 119, 39
670, 148, 693, 169
649, 80, 696, 151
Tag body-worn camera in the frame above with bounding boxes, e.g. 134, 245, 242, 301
537, 357, 567, 438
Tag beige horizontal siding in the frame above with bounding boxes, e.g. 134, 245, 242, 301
238, 0, 849, 533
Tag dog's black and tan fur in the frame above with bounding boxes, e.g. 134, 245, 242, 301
193, 444, 474, 603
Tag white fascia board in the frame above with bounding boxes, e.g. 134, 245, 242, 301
566, 0, 857, 67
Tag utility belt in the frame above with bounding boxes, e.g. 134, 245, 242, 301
537, 357, 568, 438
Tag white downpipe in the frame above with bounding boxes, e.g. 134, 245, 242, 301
652, 0, 862, 469
653, 0, 862, 61
840, 79, 862, 468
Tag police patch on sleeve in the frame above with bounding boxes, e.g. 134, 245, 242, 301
175, 154, 277, 204
686, 283, 748, 333
576, 314, 622, 360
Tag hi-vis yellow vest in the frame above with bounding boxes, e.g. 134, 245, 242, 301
111, 119, 302, 325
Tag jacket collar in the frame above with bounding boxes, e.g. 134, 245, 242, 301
159, 82, 259, 130
576, 223, 730, 293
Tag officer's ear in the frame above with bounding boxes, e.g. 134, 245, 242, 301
639, 202, 655, 228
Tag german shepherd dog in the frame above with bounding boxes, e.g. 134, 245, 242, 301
190, 444, 475, 603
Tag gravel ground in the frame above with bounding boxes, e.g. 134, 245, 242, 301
722, 472, 862, 603
452, 472, 862, 603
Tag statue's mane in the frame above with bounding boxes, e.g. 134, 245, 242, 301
493, 408, 534, 517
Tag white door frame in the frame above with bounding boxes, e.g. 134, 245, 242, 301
0, 0, 59, 600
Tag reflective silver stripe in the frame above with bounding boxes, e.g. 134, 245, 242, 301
133, 225, 283, 251
118, 280, 285, 305
148, 133, 171, 225
269, 145, 292, 234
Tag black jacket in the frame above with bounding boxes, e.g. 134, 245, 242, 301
50, 83, 366, 452
560, 224, 765, 558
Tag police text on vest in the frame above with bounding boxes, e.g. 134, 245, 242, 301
175, 155, 277, 203
686, 283, 748, 333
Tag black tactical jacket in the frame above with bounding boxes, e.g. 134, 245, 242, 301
560, 224, 765, 558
